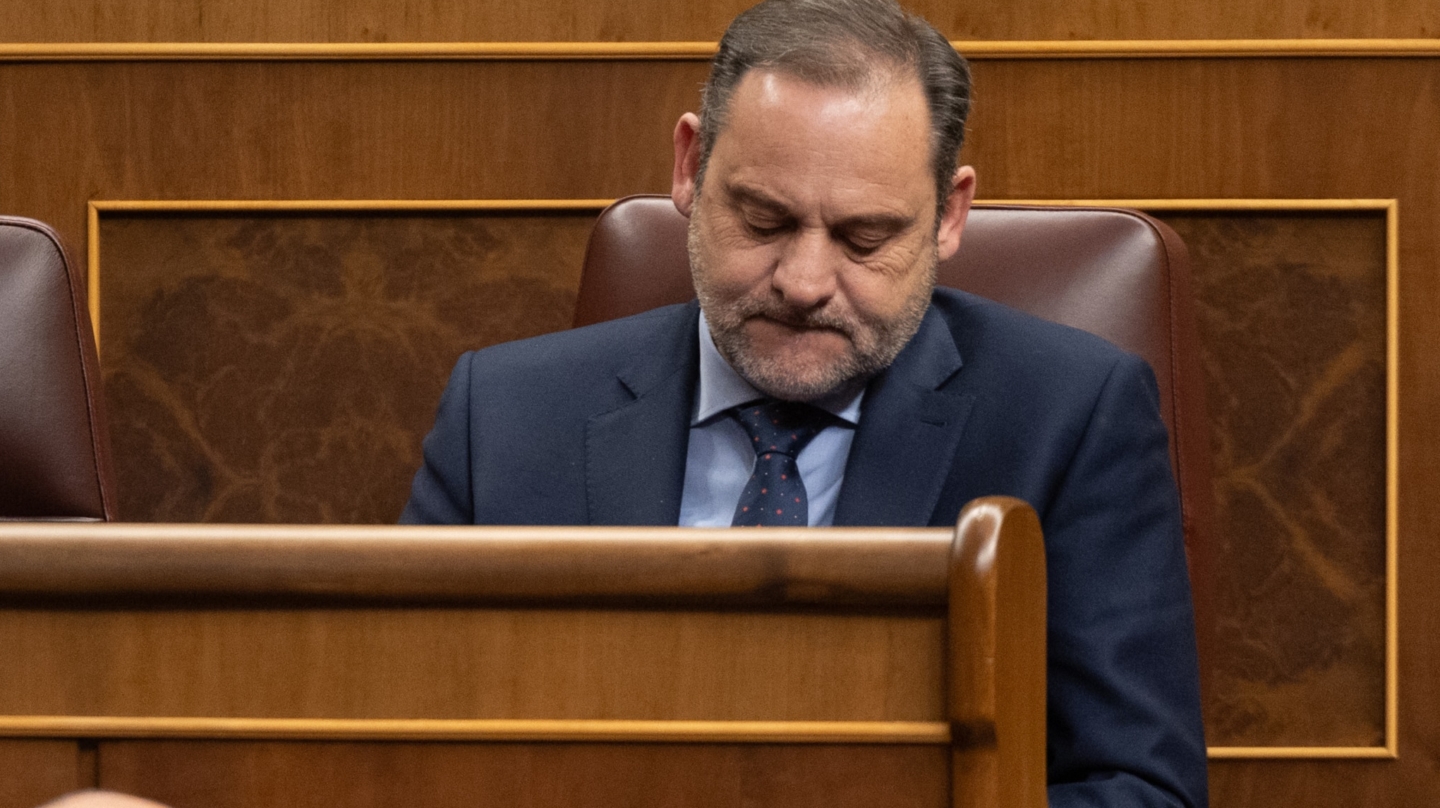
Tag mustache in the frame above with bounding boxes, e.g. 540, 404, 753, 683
733, 297, 857, 335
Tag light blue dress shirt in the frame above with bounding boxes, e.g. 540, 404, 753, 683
678, 313, 864, 527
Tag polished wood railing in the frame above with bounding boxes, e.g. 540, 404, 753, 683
0, 496, 1044, 808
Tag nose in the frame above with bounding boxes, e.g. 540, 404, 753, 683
770, 227, 840, 309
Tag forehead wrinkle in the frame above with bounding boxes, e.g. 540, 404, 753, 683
706, 70, 936, 227
734, 74, 930, 174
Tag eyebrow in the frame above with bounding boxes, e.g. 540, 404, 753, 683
724, 184, 790, 217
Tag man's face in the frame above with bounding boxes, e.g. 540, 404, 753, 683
672, 69, 974, 402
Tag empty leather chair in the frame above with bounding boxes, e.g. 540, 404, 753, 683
575, 195, 1215, 671
0, 216, 118, 520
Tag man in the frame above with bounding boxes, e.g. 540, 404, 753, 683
403, 0, 1207, 805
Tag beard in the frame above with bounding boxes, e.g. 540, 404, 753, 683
688, 218, 935, 403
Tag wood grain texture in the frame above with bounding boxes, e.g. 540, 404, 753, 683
2, 47, 1439, 807
0, 607, 941, 722
0, 518, 1003, 804
0, 741, 81, 808
95, 741, 949, 808
9, 41, 1440, 62
948, 499, 1046, 808
0, 0, 1437, 42
0, 523, 950, 606
0, 60, 700, 255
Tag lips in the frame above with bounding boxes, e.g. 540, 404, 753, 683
747, 306, 855, 339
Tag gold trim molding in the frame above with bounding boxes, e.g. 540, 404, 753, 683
1207, 746, 1396, 760
84, 197, 1400, 760
0, 717, 951, 744
6, 38, 1440, 62
0, 716, 1397, 759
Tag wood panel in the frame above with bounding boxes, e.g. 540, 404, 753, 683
0, 514, 1046, 806
2, 49, 1438, 807
0, 526, 948, 725
0, 741, 82, 808
0, 0, 1438, 42
95, 741, 949, 808
0, 608, 942, 722
0, 60, 699, 253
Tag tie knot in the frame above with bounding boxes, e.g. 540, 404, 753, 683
731, 400, 830, 459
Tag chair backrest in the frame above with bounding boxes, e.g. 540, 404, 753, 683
0, 216, 118, 520
575, 195, 1215, 660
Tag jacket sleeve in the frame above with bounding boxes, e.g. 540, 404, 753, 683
399, 353, 476, 525
1042, 353, 1209, 808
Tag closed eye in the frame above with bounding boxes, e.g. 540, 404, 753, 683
842, 235, 886, 255
836, 226, 898, 257
741, 211, 793, 239
724, 185, 794, 240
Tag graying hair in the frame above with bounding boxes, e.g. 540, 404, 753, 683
697, 0, 972, 219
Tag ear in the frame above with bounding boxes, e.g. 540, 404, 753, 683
671, 112, 703, 218
935, 165, 977, 261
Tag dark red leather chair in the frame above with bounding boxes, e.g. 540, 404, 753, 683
0, 216, 118, 520
575, 195, 1215, 673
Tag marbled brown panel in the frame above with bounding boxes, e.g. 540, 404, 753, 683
98, 212, 593, 523
1156, 211, 1389, 748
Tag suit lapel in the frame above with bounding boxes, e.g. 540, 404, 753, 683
834, 308, 975, 526
585, 305, 699, 525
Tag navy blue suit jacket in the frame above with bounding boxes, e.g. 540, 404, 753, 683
403, 287, 1208, 808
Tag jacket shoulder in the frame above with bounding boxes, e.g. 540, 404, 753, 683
930, 286, 1140, 382
465, 302, 698, 385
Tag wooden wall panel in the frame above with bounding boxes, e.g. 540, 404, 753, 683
2, 46, 1439, 808
0, 741, 82, 808
1, 0, 1438, 42
0, 608, 942, 721
0, 61, 698, 252
96, 741, 949, 808
963, 58, 1440, 200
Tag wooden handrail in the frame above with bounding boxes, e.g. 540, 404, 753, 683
948, 497, 1048, 808
0, 522, 950, 607
0, 500, 1050, 807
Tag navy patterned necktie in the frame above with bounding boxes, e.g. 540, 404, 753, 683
730, 400, 831, 527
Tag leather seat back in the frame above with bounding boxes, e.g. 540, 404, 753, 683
0, 216, 117, 520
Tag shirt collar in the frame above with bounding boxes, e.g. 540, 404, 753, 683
693, 311, 864, 427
